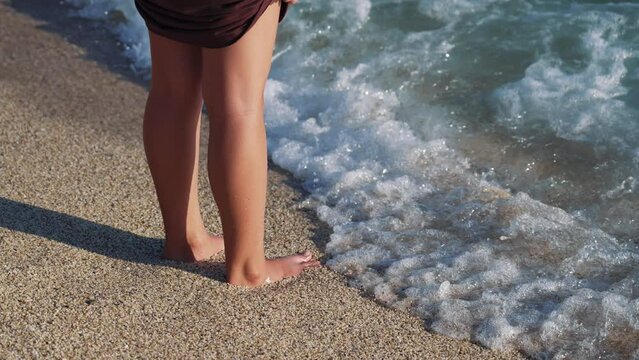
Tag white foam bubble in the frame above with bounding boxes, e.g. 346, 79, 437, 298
417, 0, 504, 23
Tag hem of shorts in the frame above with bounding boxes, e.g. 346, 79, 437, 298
143, 0, 288, 49
145, 26, 235, 49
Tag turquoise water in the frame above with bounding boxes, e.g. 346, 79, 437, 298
64, 1, 639, 358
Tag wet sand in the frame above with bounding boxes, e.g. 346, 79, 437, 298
0, 1, 526, 358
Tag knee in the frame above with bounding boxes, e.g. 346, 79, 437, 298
203, 92, 265, 126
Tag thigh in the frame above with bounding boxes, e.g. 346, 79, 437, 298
200, 0, 281, 120
148, 31, 203, 97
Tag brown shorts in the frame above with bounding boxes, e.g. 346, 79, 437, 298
134, 0, 289, 48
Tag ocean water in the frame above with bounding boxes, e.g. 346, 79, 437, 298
63, 1, 639, 359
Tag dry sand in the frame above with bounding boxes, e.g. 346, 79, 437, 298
0, 1, 527, 358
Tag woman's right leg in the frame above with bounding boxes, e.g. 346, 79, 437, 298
201, 0, 319, 287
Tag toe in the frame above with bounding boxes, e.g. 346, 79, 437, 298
297, 250, 313, 262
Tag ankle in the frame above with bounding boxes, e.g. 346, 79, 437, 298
162, 242, 195, 262
185, 233, 208, 249
227, 262, 268, 287
164, 232, 206, 250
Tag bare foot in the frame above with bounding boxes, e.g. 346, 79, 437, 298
262, 250, 321, 285
227, 250, 320, 287
161, 233, 225, 262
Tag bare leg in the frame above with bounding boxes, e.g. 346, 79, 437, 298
202, 0, 319, 287
143, 31, 224, 262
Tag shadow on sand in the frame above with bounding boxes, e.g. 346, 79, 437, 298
0, 197, 229, 281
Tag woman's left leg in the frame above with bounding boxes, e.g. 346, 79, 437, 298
143, 30, 224, 262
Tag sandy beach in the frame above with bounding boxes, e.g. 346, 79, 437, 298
0, 1, 526, 358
